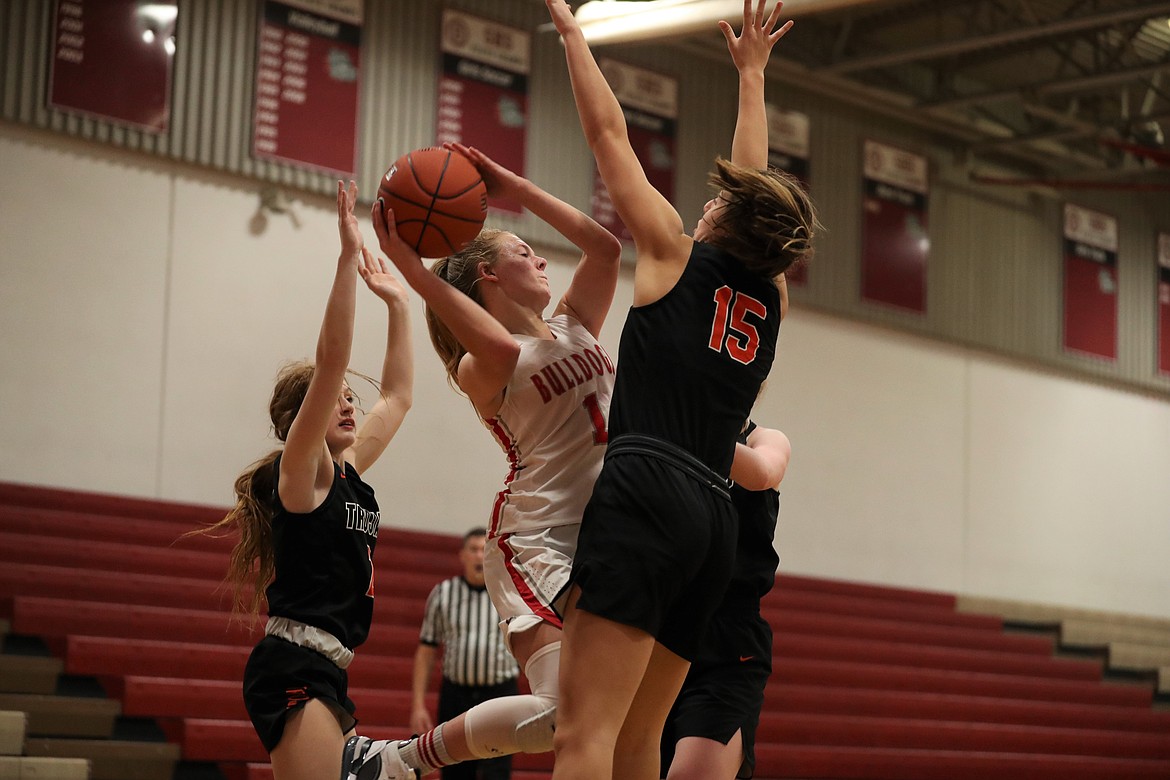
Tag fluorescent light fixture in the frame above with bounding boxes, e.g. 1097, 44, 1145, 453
573, 0, 881, 45
138, 3, 178, 27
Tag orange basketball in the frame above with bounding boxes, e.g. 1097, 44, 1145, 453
378, 147, 487, 258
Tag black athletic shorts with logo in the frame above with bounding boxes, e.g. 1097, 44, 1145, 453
242, 635, 358, 752
573, 436, 737, 661
660, 610, 772, 778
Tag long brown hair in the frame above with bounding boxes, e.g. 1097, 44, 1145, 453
706, 157, 820, 279
190, 361, 315, 615
424, 228, 508, 390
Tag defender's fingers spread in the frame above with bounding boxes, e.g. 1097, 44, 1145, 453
719, 20, 734, 43
766, 4, 785, 31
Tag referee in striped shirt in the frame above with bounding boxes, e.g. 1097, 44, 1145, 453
412, 527, 520, 779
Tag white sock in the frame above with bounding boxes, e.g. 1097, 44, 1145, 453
400, 726, 452, 775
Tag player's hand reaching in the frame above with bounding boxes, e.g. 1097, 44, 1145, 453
545, 0, 579, 36
371, 200, 426, 282
444, 142, 524, 202
359, 246, 409, 306
337, 180, 365, 260
720, 0, 792, 75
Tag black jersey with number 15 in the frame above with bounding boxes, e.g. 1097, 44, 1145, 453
609, 241, 781, 477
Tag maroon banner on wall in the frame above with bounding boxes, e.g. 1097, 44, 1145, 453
48, 0, 176, 132
1062, 204, 1118, 361
860, 140, 929, 313
767, 104, 810, 286
437, 10, 530, 215
592, 59, 677, 243
252, 0, 362, 175
1158, 233, 1170, 375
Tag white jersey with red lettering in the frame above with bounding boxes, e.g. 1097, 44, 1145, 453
482, 314, 614, 538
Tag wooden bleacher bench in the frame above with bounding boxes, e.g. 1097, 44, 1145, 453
1108, 642, 1170, 674
958, 595, 1170, 681
1060, 619, 1170, 649
958, 594, 1170, 632
0, 694, 119, 739
0, 710, 92, 780
0, 756, 91, 779
0, 710, 25, 756
22, 738, 175, 780
0, 654, 62, 697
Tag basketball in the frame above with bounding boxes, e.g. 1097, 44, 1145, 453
378, 147, 488, 258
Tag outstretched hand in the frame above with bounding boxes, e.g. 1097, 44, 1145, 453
359, 246, 409, 306
545, 0, 578, 36
337, 180, 364, 258
444, 142, 522, 201
720, 0, 793, 73
370, 199, 426, 281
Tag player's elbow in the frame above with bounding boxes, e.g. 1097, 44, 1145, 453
595, 231, 623, 265
764, 434, 793, 488
584, 124, 629, 157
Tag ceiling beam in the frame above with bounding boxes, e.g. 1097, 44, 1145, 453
674, 40, 1111, 174
922, 60, 1170, 109
823, 1, 1170, 75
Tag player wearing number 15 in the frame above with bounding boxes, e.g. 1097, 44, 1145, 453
343, 143, 621, 779
543, 1, 819, 778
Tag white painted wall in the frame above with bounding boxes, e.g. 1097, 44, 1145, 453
2, 124, 1167, 619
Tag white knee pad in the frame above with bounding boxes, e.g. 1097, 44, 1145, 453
462, 641, 560, 757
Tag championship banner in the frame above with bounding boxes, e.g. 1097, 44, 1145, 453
592, 59, 678, 243
1158, 233, 1170, 375
767, 104, 810, 286
860, 140, 929, 313
1062, 204, 1118, 361
48, 0, 176, 132
251, 0, 362, 175
438, 10, 530, 215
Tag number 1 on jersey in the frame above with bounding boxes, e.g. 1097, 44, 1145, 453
708, 285, 766, 364
582, 392, 608, 445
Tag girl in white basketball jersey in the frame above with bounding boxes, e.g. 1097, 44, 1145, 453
343, 143, 622, 780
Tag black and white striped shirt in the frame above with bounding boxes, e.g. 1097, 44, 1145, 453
420, 576, 519, 686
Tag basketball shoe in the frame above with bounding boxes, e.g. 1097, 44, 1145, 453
341, 736, 419, 780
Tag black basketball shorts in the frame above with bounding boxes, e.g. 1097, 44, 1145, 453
660, 611, 772, 778
573, 442, 737, 661
242, 635, 358, 753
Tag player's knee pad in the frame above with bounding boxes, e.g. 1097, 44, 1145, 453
514, 641, 559, 753
462, 641, 560, 757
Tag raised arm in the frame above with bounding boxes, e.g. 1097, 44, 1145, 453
545, 1, 686, 266
721, 0, 793, 170
446, 143, 622, 338
345, 251, 414, 475
280, 181, 363, 513
729, 423, 791, 491
370, 200, 520, 412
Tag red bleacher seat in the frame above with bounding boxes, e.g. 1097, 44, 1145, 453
2, 480, 1168, 780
